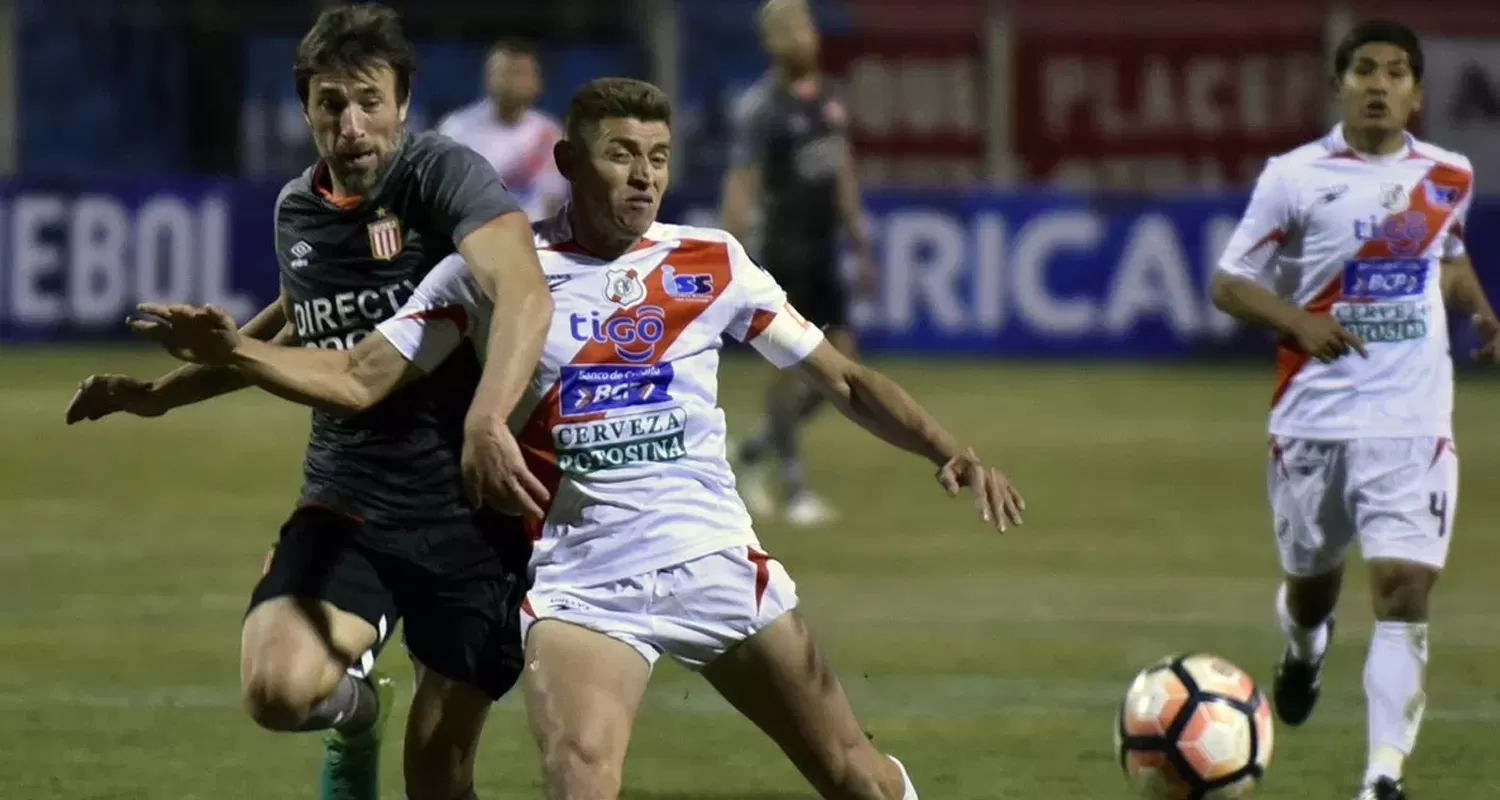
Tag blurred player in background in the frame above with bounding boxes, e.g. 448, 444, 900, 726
1212, 20, 1499, 800
65, 6, 552, 800
721, 0, 877, 527
438, 39, 571, 220
131, 76, 1026, 800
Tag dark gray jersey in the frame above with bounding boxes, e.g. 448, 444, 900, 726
274, 130, 520, 525
729, 74, 846, 264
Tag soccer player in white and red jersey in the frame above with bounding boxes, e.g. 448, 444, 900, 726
132, 77, 1025, 800
1212, 20, 1499, 800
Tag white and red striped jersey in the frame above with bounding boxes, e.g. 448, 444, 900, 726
376, 211, 825, 586
1216, 124, 1475, 440
436, 103, 569, 220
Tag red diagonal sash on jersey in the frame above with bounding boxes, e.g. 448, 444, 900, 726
1271, 164, 1473, 408
514, 239, 736, 539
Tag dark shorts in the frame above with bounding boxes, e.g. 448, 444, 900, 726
763, 247, 846, 329
249, 505, 531, 700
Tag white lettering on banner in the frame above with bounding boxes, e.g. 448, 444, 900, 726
1, 192, 254, 327
69, 196, 129, 324
1011, 212, 1102, 336
1042, 54, 1322, 137
881, 212, 967, 332
1103, 214, 1199, 337
136, 197, 195, 305
12, 195, 66, 325
865, 208, 1242, 340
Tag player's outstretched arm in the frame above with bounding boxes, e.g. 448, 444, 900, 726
788, 341, 1025, 531
65, 296, 290, 424
129, 304, 418, 416
457, 213, 553, 421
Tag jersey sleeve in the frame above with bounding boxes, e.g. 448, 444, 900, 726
1441, 183, 1473, 260
721, 235, 825, 368
416, 137, 523, 245
375, 254, 485, 373
1216, 158, 1297, 284
727, 85, 772, 168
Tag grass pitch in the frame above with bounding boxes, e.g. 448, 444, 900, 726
4, 347, 1499, 799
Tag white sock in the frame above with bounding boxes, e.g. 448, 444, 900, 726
1363, 621, 1429, 785
1276, 582, 1330, 662
887, 755, 918, 800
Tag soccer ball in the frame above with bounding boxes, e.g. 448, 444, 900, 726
1114, 654, 1274, 798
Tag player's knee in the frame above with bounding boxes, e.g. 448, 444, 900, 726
539, 735, 623, 800
241, 671, 325, 730
1369, 563, 1437, 621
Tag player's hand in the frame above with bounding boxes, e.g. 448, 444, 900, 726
128, 303, 243, 366
65, 374, 169, 424
1290, 314, 1367, 363
1472, 314, 1500, 363
936, 449, 1025, 533
462, 419, 551, 519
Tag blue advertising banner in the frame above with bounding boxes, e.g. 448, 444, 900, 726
3, 178, 1497, 361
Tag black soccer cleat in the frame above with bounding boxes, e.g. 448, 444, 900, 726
1273, 617, 1334, 726
1355, 777, 1406, 800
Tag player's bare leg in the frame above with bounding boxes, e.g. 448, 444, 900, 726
404, 659, 492, 800
1272, 564, 1343, 726
737, 327, 857, 526
703, 610, 914, 800
240, 596, 381, 731
523, 620, 652, 800
1357, 559, 1439, 799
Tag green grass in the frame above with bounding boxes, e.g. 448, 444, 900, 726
5, 347, 1500, 799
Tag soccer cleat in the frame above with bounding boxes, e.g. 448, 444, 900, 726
318, 671, 394, 800
1272, 617, 1334, 727
784, 492, 838, 527
1355, 777, 1406, 800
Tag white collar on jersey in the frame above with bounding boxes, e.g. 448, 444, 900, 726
1322, 123, 1416, 164
539, 204, 670, 255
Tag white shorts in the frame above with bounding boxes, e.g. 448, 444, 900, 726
1268, 436, 1457, 576
519, 545, 799, 670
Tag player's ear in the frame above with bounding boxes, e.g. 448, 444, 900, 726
398, 97, 411, 124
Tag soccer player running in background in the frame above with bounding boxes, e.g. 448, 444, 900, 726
64, 6, 553, 800
1211, 20, 1499, 800
131, 76, 1025, 800
721, 0, 878, 526
437, 39, 571, 220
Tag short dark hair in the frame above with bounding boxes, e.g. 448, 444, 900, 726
294, 3, 417, 107
489, 39, 539, 61
1333, 20, 1424, 81
564, 78, 672, 141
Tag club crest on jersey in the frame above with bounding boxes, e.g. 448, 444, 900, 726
660, 264, 715, 301
367, 213, 402, 261
605, 266, 647, 309
1379, 183, 1408, 212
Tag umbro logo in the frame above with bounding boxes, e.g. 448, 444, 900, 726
289, 240, 313, 268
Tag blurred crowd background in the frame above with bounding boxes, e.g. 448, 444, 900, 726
1, 0, 1498, 359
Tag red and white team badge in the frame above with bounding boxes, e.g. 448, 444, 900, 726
605, 265, 647, 309
367, 212, 403, 261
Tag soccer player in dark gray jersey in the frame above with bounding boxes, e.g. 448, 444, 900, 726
274, 129, 512, 524
64, 6, 552, 800
721, 0, 878, 527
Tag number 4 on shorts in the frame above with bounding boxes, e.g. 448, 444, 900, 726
1429, 492, 1449, 538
